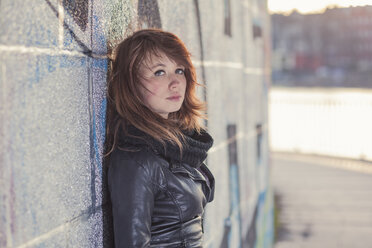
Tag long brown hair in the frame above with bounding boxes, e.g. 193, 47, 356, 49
105, 29, 206, 156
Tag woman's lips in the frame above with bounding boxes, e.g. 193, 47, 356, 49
166, 95, 182, 101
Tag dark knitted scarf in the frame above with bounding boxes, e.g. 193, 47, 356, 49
118, 125, 213, 168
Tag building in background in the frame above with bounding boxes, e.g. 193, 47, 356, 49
271, 5, 372, 88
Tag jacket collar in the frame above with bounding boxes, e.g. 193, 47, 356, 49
119, 125, 214, 168
169, 161, 215, 202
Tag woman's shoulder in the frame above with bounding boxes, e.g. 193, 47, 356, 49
111, 146, 166, 165
109, 147, 168, 183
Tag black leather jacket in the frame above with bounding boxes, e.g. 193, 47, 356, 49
108, 147, 215, 247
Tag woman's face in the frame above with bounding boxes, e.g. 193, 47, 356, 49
139, 52, 187, 119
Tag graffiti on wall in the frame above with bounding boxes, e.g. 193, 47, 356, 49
1, 0, 273, 246
220, 124, 242, 248
256, 124, 263, 165
252, 0, 264, 39
42, 1, 109, 221
44, 0, 92, 55
138, 0, 162, 29
223, 0, 232, 36
63, 0, 89, 31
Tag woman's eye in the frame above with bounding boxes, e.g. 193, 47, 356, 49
154, 70, 165, 76
176, 68, 185, 75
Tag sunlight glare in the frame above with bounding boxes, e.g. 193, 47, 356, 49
268, 0, 372, 14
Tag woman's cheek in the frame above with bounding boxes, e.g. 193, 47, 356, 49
148, 83, 163, 95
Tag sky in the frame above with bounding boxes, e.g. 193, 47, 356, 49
268, 0, 372, 14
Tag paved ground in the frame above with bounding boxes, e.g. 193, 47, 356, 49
271, 152, 372, 248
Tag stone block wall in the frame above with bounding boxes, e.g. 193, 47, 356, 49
0, 0, 273, 247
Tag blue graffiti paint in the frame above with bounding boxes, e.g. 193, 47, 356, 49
34, 59, 41, 84
28, 55, 84, 87
228, 164, 242, 248
90, 3, 108, 176
92, 15, 106, 53
89, 6, 108, 178
222, 124, 243, 248
256, 124, 263, 166
91, 58, 108, 175
63, 29, 74, 47
99, 97, 107, 156
92, 107, 100, 173
92, 58, 107, 70
264, 206, 274, 248
254, 190, 274, 248
59, 55, 86, 68
258, 191, 266, 206
92, 97, 107, 175
100, 98, 107, 139
44, 0, 92, 54
46, 55, 57, 73
23, 19, 57, 47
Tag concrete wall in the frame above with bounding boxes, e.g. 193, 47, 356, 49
0, 0, 273, 247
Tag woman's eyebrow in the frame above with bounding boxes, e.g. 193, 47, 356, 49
151, 63, 165, 69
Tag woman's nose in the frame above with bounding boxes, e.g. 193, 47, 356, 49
168, 75, 180, 89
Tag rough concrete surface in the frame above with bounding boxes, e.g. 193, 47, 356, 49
0, 0, 273, 247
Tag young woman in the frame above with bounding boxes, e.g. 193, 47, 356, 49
106, 29, 215, 247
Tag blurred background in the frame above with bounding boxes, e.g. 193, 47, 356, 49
268, 1, 372, 248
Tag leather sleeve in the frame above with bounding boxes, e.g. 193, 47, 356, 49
108, 152, 157, 248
